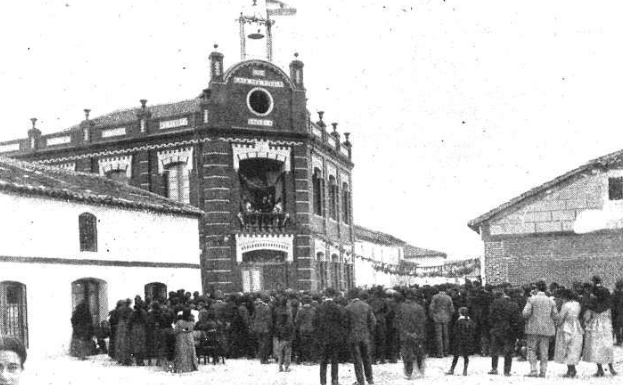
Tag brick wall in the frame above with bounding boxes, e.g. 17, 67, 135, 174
484, 231, 623, 288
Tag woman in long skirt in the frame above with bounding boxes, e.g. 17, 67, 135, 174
554, 289, 583, 378
69, 302, 95, 359
582, 281, 618, 377
114, 300, 133, 365
173, 309, 198, 373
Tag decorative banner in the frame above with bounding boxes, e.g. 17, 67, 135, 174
236, 233, 294, 263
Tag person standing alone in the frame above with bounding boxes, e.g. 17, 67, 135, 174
346, 290, 376, 385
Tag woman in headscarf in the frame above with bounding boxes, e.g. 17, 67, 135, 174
114, 299, 133, 365
173, 308, 198, 373
582, 277, 618, 377
69, 302, 95, 359
129, 300, 148, 366
554, 288, 583, 378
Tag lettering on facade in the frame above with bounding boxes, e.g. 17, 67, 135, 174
248, 118, 273, 127
234, 77, 284, 88
235, 234, 294, 263
252, 69, 266, 77
46, 136, 71, 146
159, 117, 189, 130
101, 127, 126, 138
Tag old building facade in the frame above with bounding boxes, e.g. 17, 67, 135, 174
0, 157, 203, 356
469, 150, 623, 288
0, 49, 355, 293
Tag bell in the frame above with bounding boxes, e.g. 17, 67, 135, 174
248, 29, 265, 40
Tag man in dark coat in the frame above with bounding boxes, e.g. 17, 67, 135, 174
295, 296, 316, 363
345, 290, 376, 385
488, 289, 520, 376
367, 289, 387, 364
612, 279, 623, 346
429, 287, 455, 357
252, 295, 273, 364
313, 288, 347, 385
395, 289, 427, 379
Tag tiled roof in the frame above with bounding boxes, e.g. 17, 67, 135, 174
66, 98, 202, 130
354, 224, 407, 246
467, 148, 623, 232
0, 156, 203, 217
403, 244, 447, 259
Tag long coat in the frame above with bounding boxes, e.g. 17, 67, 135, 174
345, 299, 377, 343
489, 297, 520, 339
313, 299, 347, 346
173, 319, 198, 372
429, 292, 455, 324
554, 300, 583, 365
522, 292, 557, 337
451, 317, 475, 356
252, 301, 273, 334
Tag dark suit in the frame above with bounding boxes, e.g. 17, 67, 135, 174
346, 299, 376, 385
314, 299, 347, 385
489, 296, 520, 374
252, 300, 273, 364
395, 299, 426, 377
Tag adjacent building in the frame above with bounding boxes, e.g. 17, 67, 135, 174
0, 156, 203, 357
469, 149, 623, 288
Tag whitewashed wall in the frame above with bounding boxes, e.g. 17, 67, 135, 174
354, 239, 405, 287
0, 191, 202, 358
0, 261, 200, 358
0, 192, 200, 263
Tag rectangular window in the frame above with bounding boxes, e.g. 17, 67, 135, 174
79, 213, 98, 252
166, 163, 190, 204
609, 177, 623, 201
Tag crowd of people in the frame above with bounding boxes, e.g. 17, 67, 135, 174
67, 276, 623, 382
237, 194, 289, 230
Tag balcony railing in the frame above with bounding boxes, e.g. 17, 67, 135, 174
237, 211, 291, 232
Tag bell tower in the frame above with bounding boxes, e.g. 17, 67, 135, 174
238, 0, 296, 62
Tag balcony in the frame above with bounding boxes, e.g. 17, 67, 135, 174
237, 211, 291, 233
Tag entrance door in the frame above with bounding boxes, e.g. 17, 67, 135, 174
0, 281, 28, 346
242, 267, 263, 292
71, 278, 107, 325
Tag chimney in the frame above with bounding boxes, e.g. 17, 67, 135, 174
80, 109, 93, 143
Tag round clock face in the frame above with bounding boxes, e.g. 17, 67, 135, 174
247, 87, 274, 116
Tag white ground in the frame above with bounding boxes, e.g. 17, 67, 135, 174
21, 347, 623, 385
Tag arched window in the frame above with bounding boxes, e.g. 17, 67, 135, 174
165, 163, 190, 203
328, 175, 337, 220
0, 281, 28, 347
312, 168, 323, 216
342, 182, 351, 224
79, 213, 97, 252
144, 282, 167, 303
71, 278, 107, 326
106, 169, 129, 185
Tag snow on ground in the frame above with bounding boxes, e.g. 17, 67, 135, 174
21, 347, 623, 385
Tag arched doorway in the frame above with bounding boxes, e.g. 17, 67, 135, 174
71, 278, 107, 325
144, 282, 167, 303
0, 281, 28, 346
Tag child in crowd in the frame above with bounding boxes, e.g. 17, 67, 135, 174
446, 307, 475, 376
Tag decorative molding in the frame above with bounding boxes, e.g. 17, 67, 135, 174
223, 60, 296, 89
0, 255, 201, 269
156, 147, 194, 174
235, 233, 294, 263
314, 238, 327, 260
49, 162, 76, 171
218, 137, 303, 147
36, 139, 209, 165
98, 155, 133, 178
339, 170, 350, 185
327, 163, 337, 179
232, 139, 291, 172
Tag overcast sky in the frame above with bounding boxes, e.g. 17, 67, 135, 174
2, 0, 623, 258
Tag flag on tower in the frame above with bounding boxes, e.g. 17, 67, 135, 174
266, 0, 297, 16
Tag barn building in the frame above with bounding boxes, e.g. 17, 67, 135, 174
469, 149, 623, 288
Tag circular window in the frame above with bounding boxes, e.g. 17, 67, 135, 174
246, 87, 274, 116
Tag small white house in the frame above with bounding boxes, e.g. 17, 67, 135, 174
0, 157, 203, 357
